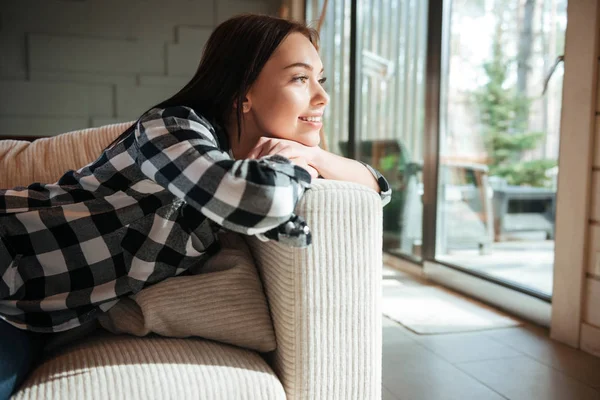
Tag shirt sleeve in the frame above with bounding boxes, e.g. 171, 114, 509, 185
359, 161, 392, 206
135, 106, 312, 247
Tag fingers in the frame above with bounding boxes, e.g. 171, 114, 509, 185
260, 140, 286, 159
289, 157, 319, 179
247, 137, 313, 162
306, 165, 319, 179
247, 137, 282, 159
270, 144, 294, 159
245, 139, 318, 179
304, 165, 319, 179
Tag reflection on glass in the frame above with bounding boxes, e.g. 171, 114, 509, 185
341, 140, 424, 258
306, 0, 352, 156
436, 0, 567, 297
307, 0, 428, 259
354, 0, 429, 260
309, 0, 429, 260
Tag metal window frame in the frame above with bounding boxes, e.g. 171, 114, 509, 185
348, 0, 359, 160
421, 0, 443, 262
317, 0, 554, 321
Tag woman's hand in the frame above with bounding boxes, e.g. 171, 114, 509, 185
251, 137, 380, 193
246, 137, 381, 193
246, 137, 321, 179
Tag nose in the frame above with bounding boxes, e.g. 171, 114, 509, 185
312, 80, 330, 107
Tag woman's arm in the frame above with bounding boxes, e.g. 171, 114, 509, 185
247, 137, 392, 206
135, 106, 312, 243
312, 149, 379, 191
312, 148, 392, 206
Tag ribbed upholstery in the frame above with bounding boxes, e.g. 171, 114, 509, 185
12, 332, 286, 400
0, 140, 33, 187
97, 232, 277, 353
0, 122, 133, 188
246, 179, 383, 400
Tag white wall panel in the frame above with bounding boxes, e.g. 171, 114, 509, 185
91, 118, 136, 128
595, 116, 600, 167
166, 43, 203, 78
0, 81, 112, 117
116, 85, 181, 118
0, 116, 89, 137
30, 71, 136, 87
0, 0, 278, 137
583, 278, 600, 327
176, 26, 213, 45
581, 323, 600, 358
138, 75, 189, 88
0, 34, 27, 79
589, 225, 600, 278
217, 0, 274, 23
592, 171, 600, 222
28, 35, 165, 75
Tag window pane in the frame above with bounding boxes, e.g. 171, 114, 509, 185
436, 0, 567, 297
311, 0, 429, 260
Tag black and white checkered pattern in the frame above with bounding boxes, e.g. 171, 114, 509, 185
0, 106, 391, 332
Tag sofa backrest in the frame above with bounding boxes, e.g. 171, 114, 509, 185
0, 122, 133, 189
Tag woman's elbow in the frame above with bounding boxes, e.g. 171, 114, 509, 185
265, 183, 304, 218
242, 193, 299, 234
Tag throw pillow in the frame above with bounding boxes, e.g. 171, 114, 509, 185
97, 231, 277, 353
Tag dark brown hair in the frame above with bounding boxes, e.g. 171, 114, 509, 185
108, 14, 319, 149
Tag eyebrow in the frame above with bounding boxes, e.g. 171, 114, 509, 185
283, 62, 325, 73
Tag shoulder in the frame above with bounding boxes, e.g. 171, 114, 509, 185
136, 106, 224, 148
139, 106, 216, 134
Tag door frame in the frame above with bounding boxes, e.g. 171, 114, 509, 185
550, 0, 600, 347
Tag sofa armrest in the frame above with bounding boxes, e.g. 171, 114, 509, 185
245, 179, 383, 400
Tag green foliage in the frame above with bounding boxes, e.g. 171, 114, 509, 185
492, 159, 556, 187
486, 131, 543, 166
379, 154, 398, 171
474, 41, 556, 187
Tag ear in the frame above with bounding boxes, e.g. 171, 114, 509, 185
233, 95, 252, 113
241, 96, 252, 114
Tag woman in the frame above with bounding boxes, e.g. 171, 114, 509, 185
0, 14, 391, 398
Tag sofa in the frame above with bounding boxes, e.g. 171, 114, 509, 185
0, 123, 384, 400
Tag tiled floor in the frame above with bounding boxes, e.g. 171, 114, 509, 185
382, 266, 600, 400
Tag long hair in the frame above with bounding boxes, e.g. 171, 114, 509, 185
107, 14, 319, 149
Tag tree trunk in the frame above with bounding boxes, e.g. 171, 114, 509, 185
517, 0, 536, 96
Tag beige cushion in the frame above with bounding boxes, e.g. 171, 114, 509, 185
97, 231, 277, 353
12, 332, 285, 400
0, 140, 33, 188
0, 122, 131, 188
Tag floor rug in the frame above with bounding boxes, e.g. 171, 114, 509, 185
382, 285, 523, 334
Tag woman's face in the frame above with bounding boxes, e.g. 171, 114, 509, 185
244, 32, 330, 147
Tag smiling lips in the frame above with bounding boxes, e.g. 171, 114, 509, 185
299, 116, 322, 123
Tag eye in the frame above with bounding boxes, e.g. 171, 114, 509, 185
318, 77, 327, 86
292, 75, 309, 84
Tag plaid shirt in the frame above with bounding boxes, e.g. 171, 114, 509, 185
0, 106, 391, 332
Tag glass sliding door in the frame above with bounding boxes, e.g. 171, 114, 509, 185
307, 0, 352, 157
356, 0, 429, 260
435, 0, 567, 298
308, 0, 430, 261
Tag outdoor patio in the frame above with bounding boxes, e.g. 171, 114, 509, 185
438, 238, 554, 296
